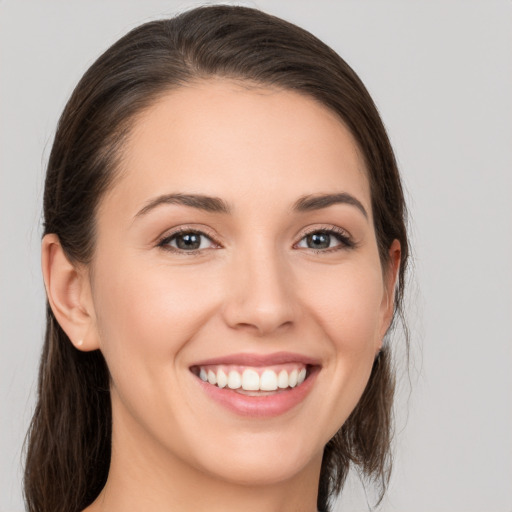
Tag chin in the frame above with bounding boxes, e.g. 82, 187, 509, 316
187, 431, 323, 487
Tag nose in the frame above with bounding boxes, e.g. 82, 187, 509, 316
221, 245, 297, 336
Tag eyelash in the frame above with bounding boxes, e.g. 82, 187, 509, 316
296, 225, 356, 253
157, 227, 220, 255
157, 225, 355, 255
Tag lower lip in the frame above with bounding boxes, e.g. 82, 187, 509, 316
194, 368, 319, 418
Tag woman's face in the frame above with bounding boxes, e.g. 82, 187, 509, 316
86, 80, 397, 486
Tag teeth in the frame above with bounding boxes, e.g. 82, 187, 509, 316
227, 370, 242, 389
260, 370, 278, 391
207, 370, 217, 385
198, 365, 309, 391
277, 370, 289, 389
217, 369, 227, 388
289, 369, 298, 388
242, 369, 260, 391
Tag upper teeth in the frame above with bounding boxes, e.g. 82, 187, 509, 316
198, 366, 307, 391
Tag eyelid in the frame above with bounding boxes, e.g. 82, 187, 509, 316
294, 224, 356, 251
155, 223, 355, 254
156, 225, 222, 253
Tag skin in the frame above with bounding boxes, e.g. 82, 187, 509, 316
42, 80, 400, 512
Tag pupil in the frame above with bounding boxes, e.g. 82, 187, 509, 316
308, 232, 330, 249
177, 233, 200, 250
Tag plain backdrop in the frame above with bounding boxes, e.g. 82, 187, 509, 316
1, 1, 511, 511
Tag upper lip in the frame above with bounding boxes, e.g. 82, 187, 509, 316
190, 351, 321, 368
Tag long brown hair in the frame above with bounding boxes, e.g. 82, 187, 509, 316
24, 6, 409, 512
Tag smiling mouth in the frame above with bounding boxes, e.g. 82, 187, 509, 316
190, 363, 313, 395
190, 354, 321, 416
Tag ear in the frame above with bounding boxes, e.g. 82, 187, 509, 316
41, 234, 99, 351
377, 239, 401, 347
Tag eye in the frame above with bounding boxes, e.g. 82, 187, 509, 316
158, 229, 217, 252
296, 228, 353, 251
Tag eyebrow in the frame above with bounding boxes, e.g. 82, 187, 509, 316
293, 193, 368, 219
135, 193, 231, 218
135, 191, 368, 219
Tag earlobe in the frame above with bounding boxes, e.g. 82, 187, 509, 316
41, 234, 99, 352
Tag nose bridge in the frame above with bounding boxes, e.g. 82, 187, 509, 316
223, 237, 296, 335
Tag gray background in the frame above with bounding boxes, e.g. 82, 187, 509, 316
1, 1, 511, 511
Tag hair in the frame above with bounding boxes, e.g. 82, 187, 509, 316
24, 5, 409, 512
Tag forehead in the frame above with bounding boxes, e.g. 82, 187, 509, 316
104, 79, 371, 217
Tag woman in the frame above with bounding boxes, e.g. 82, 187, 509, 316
24, 5, 408, 512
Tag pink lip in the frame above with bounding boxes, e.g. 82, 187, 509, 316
191, 351, 321, 367
190, 352, 321, 418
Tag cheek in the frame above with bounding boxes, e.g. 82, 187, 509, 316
299, 261, 385, 433
303, 262, 385, 352
90, 255, 220, 386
